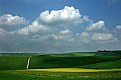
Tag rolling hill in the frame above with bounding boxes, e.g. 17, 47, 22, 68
0, 54, 30, 70
0, 51, 121, 70
29, 55, 121, 69
80, 59, 121, 69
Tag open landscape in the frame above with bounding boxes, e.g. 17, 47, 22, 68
0, 51, 121, 80
1, 0, 121, 80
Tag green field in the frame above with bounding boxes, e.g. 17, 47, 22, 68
0, 70, 121, 80
0, 54, 30, 70
80, 59, 121, 69
50, 52, 96, 57
29, 55, 121, 69
0, 51, 121, 80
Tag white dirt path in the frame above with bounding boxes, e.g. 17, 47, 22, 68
26, 56, 32, 69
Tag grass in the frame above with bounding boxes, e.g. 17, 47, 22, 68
0, 54, 121, 70
0, 71, 45, 80
0, 52, 121, 80
0, 54, 30, 70
80, 59, 121, 69
1, 70, 121, 80
29, 55, 121, 69
49, 52, 96, 57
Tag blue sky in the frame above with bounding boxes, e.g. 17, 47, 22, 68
0, 0, 121, 53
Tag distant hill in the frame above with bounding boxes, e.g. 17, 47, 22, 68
95, 50, 121, 56
49, 52, 96, 57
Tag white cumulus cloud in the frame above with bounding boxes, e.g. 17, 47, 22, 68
87, 21, 105, 31
38, 6, 89, 24
0, 14, 28, 26
92, 33, 113, 40
17, 21, 48, 35
17, 6, 87, 39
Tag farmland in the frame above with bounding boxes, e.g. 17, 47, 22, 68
0, 51, 121, 80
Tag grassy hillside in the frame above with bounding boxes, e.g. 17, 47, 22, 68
0, 52, 121, 80
0, 52, 121, 70
29, 55, 121, 69
49, 52, 96, 57
0, 54, 30, 70
80, 59, 121, 69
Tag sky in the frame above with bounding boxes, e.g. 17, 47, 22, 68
0, 0, 121, 53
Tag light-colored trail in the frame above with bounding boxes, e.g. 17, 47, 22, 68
26, 56, 32, 69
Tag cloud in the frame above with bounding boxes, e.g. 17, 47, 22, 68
81, 32, 90, 37
17, 6, 88, 36
116, 25, 121, 29
60, 29, 72, 35
17, 21, 48, 35
0, 6, 120, 53
0, 28, 8, 36
92, 33, 113, 40
38, 6, 89, 25
57, 29, 73, 41
0, 14, 28, 26
16, 6, 84, 41
51, 34, 73, 41
30, 29, 74, 41
87, 21, 105, 31
31, 34, 49, 41
0, 14, 29, 31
